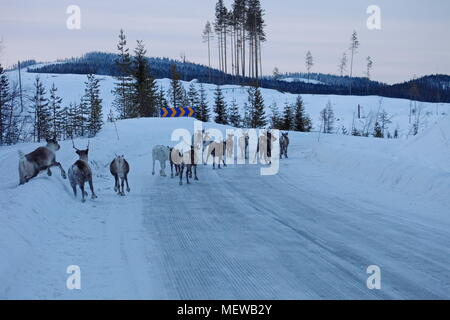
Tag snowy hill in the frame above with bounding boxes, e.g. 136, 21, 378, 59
6, 68, 450, 138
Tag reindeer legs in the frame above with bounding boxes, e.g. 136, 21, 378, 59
88, 178, 98, 199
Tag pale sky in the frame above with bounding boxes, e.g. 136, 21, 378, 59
1, 0, 449, 83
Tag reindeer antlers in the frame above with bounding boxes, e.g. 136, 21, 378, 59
72, 139, 90, 151
72, 139, 80, 151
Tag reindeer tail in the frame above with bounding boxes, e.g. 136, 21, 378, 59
18, 150, 26, 162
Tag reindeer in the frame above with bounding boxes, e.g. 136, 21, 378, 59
68, 140, 97, 203
280, 132, 290, 159
226, 133, 234, 159
152, 145, 170, 177
254, 131, 277, 164
18, 138, 67, 185
169, 147, 182, 178
110, 155, 130, 196
205, 140, 227, 169
238, 131, 249, 160
179, 146, 199, 185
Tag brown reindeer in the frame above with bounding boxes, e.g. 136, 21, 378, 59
18, 138, 67, 185
205, 140, 227, 169
68, 140, 97, 203
110, 155, 130, 196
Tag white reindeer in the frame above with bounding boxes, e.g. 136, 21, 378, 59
152, 145, 170, 177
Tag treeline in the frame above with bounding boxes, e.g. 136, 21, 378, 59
28, 51, 450, 103
0, 61, 103, 146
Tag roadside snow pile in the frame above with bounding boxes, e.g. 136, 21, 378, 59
303, 116, 450, 207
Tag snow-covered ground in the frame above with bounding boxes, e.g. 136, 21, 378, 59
1, 69, 449, 299
280, 77, 326, 85
0, 114, 449, 299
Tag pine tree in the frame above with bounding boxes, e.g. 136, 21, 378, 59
29, 76, 50, 142
112, 29, 133, 119
198, 84, 210, 122
281, 103, 294, 131
228, 98, 241, 127
131, 40, 157, 117
293, 96, 313, 132
349, 30, 360, 95
168, 64, 184, 108
83, 74, 103, 137
48, 83, 63, 139
247, 86, 266, 128
214, 86, 228, 124
0, 63, 10, 145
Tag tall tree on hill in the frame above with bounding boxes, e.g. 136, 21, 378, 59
131, 40, 157, 117
215, 0, 228, 74
338, 52, 348, 76
112, 29, 133, 119
198, 84, 210, 122
214, 86, 228, 124
246, 0, 266, 80
305, 51, 314, 82
365, 56, 373, 94
48, 83, 63, 139
247, 86, 266, 128
349, 30, 360, 95
232, 0, 247, 79
83, 74, 103, 137
202, 21, 214, 82
168, 64, 185, 108
29, 76, 50, 142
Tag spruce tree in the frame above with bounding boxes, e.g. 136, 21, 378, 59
167, 64, 184, 108
198, 84, 210, 122
214, 86, 228, 124
269, 102, 281, 129
30, 76, 50, 142
293, 96, 312, 132
48, 83, 63, 139
281, 103, 293, 131
187, 83, 200, 109
112, 29, 133, 119
82, 74, 103, 137
228, 98, 241, 127
247, 86, 266, 128
131, 40, 157, 117
155, 85, 168, 113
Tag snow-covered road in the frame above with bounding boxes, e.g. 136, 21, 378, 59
1, 118, 449, 299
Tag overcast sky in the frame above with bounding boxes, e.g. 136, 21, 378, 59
1, 0, 449, 83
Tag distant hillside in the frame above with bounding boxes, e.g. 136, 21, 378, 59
25, 52, 450, 103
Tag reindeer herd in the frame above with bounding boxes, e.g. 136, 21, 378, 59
17, 130, 290, 202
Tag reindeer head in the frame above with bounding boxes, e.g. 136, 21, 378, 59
46, 138, 61, 151
73, 140, 90, 162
